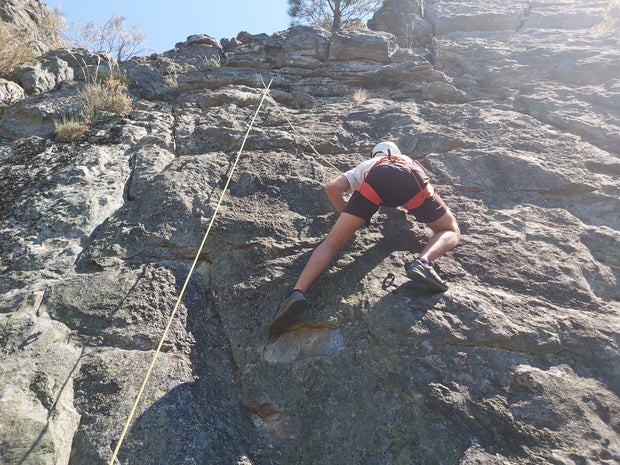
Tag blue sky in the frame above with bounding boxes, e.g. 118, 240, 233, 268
48, 1, 291, 54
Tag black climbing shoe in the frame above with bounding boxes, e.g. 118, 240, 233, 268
406, 259, 448, 292
269, 290, 308, 337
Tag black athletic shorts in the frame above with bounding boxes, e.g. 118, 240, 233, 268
343, 162, 447, 223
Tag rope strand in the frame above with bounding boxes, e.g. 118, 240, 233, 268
107, 78, 274, 465
261, 80, 343, 176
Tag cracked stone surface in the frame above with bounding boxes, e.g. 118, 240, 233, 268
0, 0, 619, 464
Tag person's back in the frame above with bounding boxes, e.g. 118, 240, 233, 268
269, 141, 460, 337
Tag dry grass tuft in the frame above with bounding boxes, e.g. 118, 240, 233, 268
79, 75, 133, 118
0, 23, 37, 78
351, 88, 368, 106
54, 117, 90, 142
0, 5, 65, 78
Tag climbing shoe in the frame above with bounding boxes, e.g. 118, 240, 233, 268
269, 289, 308, 337
406, 259, 449, 292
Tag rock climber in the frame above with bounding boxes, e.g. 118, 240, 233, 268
269, 141, 460, 337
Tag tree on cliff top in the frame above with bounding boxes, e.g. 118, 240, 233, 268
288, 0, 383, 32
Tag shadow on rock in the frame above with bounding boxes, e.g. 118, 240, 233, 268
115, 271, 266, 465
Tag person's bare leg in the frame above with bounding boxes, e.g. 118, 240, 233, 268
417, 209, 460, 262
294, 212, 366, 293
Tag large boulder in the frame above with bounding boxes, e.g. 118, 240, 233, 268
10, 48, 113, 95
0, 85, 81, 139
328, 29, 397, 63
425, 0, 530, 35
368, 0, 432, 48
0, 77, 25, 111
276, 26, 331, 69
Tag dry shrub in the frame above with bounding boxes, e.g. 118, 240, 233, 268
70, 13, 147, 61
352, 88, 368, 106
55, 71, 133, 142
0, 5, 65, 78
39, 6, 67, 49
0, 22, 37, 78
79, 75, 133, 118
55, 117, 90, 142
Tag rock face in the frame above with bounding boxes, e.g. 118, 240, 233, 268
1, 1, 619, 465
0, 0, 61, 54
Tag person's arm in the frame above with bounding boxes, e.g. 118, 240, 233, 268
325, 175, 352, 213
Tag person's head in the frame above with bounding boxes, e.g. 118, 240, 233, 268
371, 141, 401, 158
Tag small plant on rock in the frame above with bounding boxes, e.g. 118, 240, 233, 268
68, 52, 133, 121
79, 74, 133, 119
351, 88, 368, 106
54, 117, 90, 142
53, 53, 133, 142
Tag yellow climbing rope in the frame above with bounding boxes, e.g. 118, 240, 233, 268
108, 76, 345, 463
107, 78, 274, 465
